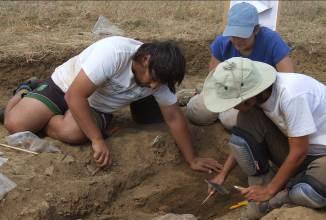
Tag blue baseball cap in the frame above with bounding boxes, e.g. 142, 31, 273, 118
223, 2, 259, 38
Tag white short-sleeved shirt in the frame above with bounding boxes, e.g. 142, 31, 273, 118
260, 73, 326, 155
51, 36, 177, 113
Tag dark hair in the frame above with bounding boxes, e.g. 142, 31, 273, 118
256, 85, 273, 104
132, 41, 186, 93
253, 25, 261, 34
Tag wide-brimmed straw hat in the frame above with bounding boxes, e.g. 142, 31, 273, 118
203, 57, 276, 113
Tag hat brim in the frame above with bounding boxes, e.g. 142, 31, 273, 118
203, 61, 276, 113
223, 25, 255, 38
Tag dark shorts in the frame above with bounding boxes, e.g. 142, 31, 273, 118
24, 78, 113, 135
25, 78, 68, 114
129, 95, 164, 124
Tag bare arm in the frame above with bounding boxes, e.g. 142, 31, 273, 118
275, 56, 294, 72
65, 69, 111, 167
209, 153, 237, 192
160, 103, 222, 172
211, 53, 294, 73
267, 136, 309, 193
208, 56, 221, 72
242, 135, 309, 201
215, 154, 237, 182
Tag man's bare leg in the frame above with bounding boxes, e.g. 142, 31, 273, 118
5, 91, 27, 114
4, 95, 54, 133
45, 110, 88, 144
5, 93, 87, 144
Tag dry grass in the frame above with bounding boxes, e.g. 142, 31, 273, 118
278, 1, 326, 44
0, 1, 223, 62
0, 1, 325, 62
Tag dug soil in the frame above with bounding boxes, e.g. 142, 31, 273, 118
0, 1, 325, 220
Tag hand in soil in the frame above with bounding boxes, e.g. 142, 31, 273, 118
189, 157, 222, 173
92, 139, 112, 167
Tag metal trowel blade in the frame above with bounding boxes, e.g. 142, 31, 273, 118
205, 179, 230, 195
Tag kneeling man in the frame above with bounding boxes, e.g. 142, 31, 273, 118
203, 57, 326, 219
4, 36, 221, 172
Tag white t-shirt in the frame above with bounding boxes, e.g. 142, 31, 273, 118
260, 73, 326, 155
51, 36, 177, 113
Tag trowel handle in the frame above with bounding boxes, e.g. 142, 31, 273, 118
233, 185, 245, 191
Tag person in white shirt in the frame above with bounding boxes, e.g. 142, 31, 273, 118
203, 57, 326, 219
4, 36, 222, 172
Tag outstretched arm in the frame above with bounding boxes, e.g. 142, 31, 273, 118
65, 69, 112, 167
241, 135, 309, 202
275, 56, 294, 73
160, 103, 222, 173
211, 154, 237, 184
208, 56, 221, 72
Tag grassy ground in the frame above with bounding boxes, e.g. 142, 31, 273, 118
0, 1, 325, 62
0, 1, 325, 219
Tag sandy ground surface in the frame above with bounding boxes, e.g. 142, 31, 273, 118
0, 1, 326, 219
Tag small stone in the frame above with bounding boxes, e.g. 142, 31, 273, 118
195, 83, 203, 94
99, 215, 111, 220
41, 201, 49, 209
151, 135, 161, 147
60, 197, 68, 203
86, 165, 100, 175
176, 89, 197, 106
154, 213, 197, 220
63, 155, 75, 164
45, 165, 54, 176
158, 205, 170, 212
86, 165, 94, 173
89, 180, 98, 185
133, 197, 146, 207
94, 201, 100, 208
45, 192, 53, 200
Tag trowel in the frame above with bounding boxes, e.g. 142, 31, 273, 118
200, 179, 230, 206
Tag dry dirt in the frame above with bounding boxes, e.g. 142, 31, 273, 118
0, 1, 325, 220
